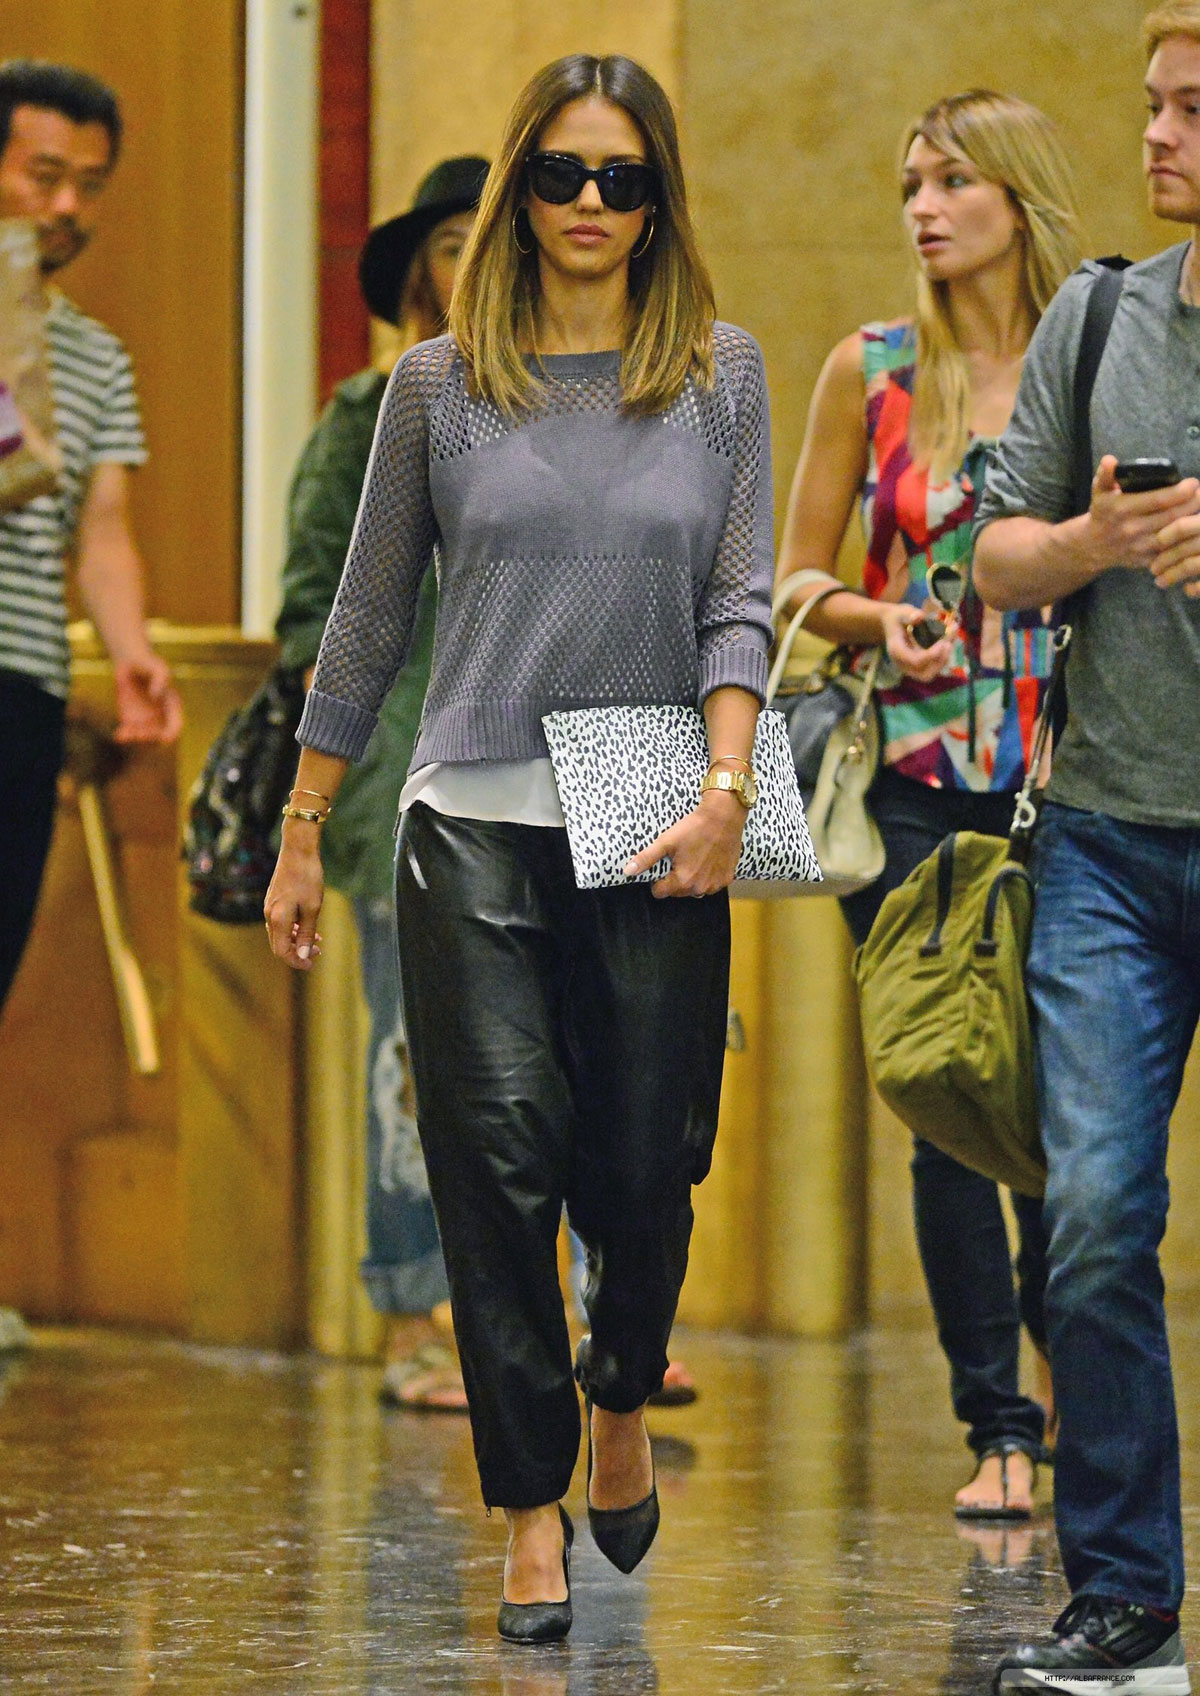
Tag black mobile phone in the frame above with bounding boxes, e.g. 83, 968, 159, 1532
1114, 458, 1181, 493
910, 615, 946, 649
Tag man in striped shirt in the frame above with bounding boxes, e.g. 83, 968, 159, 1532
0, 60, 181, 1017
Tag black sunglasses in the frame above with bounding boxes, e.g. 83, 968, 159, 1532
525, 152, 658, 214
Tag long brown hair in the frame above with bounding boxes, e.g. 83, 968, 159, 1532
902, 90, 1083, 476
449, 54, 715, 416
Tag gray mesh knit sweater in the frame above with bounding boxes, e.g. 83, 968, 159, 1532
297, 323, 774, 768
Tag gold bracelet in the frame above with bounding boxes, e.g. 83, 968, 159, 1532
707, 754, 752, 771
281, 803, 330, 824
290, 787, 331, 804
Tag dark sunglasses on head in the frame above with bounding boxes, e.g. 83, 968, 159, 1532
525, 151, 658, 213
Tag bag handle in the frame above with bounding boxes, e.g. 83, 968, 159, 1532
770, 568, 845, 624
918, 834, 958, 958
976, 864, 1034, 958
916, 833, 1035, 962
765, 571, 848, 705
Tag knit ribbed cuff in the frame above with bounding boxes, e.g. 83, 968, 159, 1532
697, 641, 769, 707
296, 688, 378, 761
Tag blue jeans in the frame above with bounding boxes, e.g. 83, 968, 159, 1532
353, 896, 450, 1315
844, 768, 1048, 1459
1028, 802, 1200, 1609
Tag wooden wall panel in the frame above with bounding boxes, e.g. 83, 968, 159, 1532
372, 1, 680, 220
0, 631, 303, 1346
0, 727, 180, 1324
6, 0, 242, 626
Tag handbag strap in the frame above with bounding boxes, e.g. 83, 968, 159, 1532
765, 571, 847, 705
771, 568, 845, 623
841, 645, 882, 754
767, 570, 887, 711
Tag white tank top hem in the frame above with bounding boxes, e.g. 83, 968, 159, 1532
398, 757, 566, 827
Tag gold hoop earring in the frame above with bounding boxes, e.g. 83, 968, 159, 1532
631, 212, 656, 260
511, 208, 534, 256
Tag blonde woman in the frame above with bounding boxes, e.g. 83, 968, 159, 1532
776, 91, 1082, 1518
265, 54, 773, 1641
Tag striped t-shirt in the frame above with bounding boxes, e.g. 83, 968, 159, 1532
0, 290, 146, 697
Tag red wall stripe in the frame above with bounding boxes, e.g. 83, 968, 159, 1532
318, 0, 371, 403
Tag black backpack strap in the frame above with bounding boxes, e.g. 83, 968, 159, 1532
1050, 257, 1131, 748
1071, 257, 1130, 516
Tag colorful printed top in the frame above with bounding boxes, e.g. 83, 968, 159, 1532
859, 320, 1053, 792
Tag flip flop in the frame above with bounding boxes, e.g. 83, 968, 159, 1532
954, 1442, 1037, 1521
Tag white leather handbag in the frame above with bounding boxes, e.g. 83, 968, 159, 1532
762, 569, 885, 898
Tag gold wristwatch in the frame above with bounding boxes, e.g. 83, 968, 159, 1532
700, 768, 759, 808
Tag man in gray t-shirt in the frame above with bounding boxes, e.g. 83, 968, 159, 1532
974, 14, 1200, 1693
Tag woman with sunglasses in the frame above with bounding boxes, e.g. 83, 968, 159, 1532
265, 54, 772, 1640
775, 91, 1082, 1518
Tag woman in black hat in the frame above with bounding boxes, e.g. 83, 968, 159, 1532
359, 155, 491, 337
275, 156, 488, 1411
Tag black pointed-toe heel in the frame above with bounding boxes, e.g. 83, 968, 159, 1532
497, 1503, 573, 1644
586, 1396, 660, 1574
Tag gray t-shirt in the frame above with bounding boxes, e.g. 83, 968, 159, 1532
298, 324, 774, 770
977, 244, 1200, 827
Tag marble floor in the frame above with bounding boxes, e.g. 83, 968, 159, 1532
1, 1317, 1198, 1695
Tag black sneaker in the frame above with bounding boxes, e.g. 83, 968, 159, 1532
994, 1594, 1190, 1692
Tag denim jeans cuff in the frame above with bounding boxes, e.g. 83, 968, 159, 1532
360, 1248, 450, 1316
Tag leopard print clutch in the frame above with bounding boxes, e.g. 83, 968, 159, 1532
541, 705, 821, 892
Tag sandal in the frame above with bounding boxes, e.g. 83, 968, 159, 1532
954, 1441, 1037, 1522
646, 1358, 698, 1408
379, 1342, 468, 1413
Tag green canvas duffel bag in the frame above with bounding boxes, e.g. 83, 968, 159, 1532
854, 829, 1046, 1198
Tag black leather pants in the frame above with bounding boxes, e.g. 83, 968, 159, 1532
395, 802, 730, 1508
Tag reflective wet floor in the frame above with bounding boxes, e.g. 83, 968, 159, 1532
2, 1317, 1198, 1694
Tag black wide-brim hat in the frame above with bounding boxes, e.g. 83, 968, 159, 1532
359, 154, 490, 326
